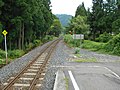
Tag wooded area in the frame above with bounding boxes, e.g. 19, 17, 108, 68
67, 0, 120, 41
0, 0, 62, 50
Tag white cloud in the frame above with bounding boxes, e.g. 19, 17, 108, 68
50, 0, 92, 16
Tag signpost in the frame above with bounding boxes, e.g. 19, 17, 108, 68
73, 34, 84, 39
73, 34, 84, 53
2, 30, 8, 64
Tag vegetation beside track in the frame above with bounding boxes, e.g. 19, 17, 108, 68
64, 34, 120, 56
0, 35, 57, 64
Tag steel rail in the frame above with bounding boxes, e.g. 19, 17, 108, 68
2, 39, 60, 90
29, 39, 59, 90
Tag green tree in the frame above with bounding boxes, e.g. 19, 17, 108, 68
0, 0, 4, 45
88, 0, 117, 40
0, 0, 4, 15
0, 22, 3, 43
0, 0, 54, 50
49, 19, 62, 36
68, 15, 89, 34
66, 3, 89, 36
75, 2, 87, 17
112, 19, 120, 34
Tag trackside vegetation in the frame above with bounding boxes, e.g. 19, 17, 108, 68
64, 34, 120, 56
0, 35, 57, 64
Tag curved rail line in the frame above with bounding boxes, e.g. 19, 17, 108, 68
2, 38, 60, 90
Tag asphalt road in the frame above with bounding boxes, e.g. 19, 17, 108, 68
63, 62, 120, 90
59, 47, 120, 90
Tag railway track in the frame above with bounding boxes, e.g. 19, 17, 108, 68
1, 39, 60, 90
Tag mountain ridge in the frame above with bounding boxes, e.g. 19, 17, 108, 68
55, 14, 72, 27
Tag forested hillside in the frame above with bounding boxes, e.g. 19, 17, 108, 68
0, 0, 60, 50
56, 14, 72, 26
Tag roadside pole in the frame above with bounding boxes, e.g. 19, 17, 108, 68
2, 30, 8, 64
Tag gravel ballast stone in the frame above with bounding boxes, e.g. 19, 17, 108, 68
0, 41, 53, 83
40, 40, 70, 90
80, 49, 120, 62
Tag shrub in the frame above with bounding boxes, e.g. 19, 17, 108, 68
82, 40, 105, 51
75, 48, 80, 54
8, 50, 25, 59
42, 35, 56, 43
104, 33, 120, 55
64, 34, 80, 47
96, 32, 113, 43
0, 58, 6, 64
0, 49, 6, 58
26, 43, 34, 51
64, 34, 106, 52
64, 34, 73, 44
33, 39, 42, 47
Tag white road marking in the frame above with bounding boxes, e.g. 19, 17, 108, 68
103, 67, 120, 79
84, 65, 120, 80
68, 71, 80, 90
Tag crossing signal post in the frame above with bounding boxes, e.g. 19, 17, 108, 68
2, 30, 8, 64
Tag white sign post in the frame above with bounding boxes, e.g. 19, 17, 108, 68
73, 34, 84, 53
73, 34, 84, 39
2, 30, 8, 64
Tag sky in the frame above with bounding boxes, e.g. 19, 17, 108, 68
50, 0, 92, 16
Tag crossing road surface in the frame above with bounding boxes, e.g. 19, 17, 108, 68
63, 63, 120, 90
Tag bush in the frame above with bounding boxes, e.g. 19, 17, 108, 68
0, 49, 6, 58
25, 43, 34, 51
33, 40, 42, 47
104, 33, 120, 55
64, 34, 106, 52
64, 34, 73, 46
8, 50, 25, 59
64, 34, 80, 47
42, 35, 56, 43
75, 48, 80, 54
82, 40, 105, 51
96, 32, 113, 43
